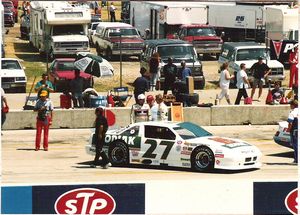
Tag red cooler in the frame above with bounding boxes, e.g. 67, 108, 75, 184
60, 94, 72, 109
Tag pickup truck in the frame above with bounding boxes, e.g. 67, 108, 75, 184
93, 22, 144, 60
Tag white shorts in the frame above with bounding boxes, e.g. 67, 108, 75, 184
218, 87, 230, 100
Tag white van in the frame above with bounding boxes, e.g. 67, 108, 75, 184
218, 42, 285, 85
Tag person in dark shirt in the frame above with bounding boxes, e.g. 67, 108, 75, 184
250, 57, 271, 101
70, 69, 84, 108
271, 81, 284, 104
133, 67, 149, 103
91, 107, 111, 169
163, 57, 177, 95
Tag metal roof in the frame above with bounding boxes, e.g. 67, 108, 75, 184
96, 22, 133, 28
223, 42, 265, 47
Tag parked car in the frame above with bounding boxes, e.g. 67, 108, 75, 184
86, 121, 262, 171
141, 39, 205, 89
218, 42, 285, 86
172, 24, 223, 57
273, 121, 292, 149
93, 22, 144, 60
4, 8, 14, 27
1, 58, 27, 93
88, 22, 101, 46
49, 58, 94, 92
2, 0, 17, 22
20, 14, 30, 39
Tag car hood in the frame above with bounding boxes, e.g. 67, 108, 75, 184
186, 136, 256, 151
184, 35, 221, 42
1, 69, 27, 78
56, 71, 92, 79
235, 60, 284, 69
110, 37, 144, 43
52, 35, 89, 42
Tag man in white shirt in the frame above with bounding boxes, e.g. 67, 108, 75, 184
130, 94, 150, 123
235, 63, 251, 105
109, 2, 116, 22
150, 94, 168, 121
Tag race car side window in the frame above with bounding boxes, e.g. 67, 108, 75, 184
145, 126, 176, 140
121, 126, 139, 136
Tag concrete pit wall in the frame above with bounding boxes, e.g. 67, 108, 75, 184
2, 105, 290, 130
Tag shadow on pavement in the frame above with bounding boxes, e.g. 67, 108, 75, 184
267, 151, 294, 158
76, 160, 259, 174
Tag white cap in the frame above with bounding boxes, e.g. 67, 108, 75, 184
138, 94, 146, 100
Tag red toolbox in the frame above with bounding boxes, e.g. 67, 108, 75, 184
60, 94, 72, 109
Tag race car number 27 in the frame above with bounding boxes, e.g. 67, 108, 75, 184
142, 139, 175, 160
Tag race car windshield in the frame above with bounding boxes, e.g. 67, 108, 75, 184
176, 122, 212, 139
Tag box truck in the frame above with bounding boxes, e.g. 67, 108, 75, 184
30, 1, 91, 59
266, 6, 298, 66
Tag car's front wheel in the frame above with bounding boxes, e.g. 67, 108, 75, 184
191, 146, 214, 172
108, 141, 129, 166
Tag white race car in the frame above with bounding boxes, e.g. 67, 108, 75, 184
86, 121, 262, 171
273, 121, 292, 149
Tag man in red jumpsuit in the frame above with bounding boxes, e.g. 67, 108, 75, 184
289, 47, 298, 88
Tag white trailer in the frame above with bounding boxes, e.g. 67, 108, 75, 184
265, 6, 298, 41
30, 1, 91, 59
130, 1, 207, 39
208, 3, 274, 42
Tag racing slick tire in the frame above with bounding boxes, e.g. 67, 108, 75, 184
191, 146, 214, 172
108, 141, 129, 166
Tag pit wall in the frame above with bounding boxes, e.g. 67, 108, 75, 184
2, 105, 290, 130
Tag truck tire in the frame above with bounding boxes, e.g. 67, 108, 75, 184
96, 45, 102, 56
105, 48, 112, 60
197, 77, 205, 90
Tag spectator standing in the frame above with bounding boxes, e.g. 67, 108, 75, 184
150, 94, 168, 121
288, 47, 298, 88
250, 57, 271, 101
149, 52, 161, 91
179, 61, 192, 82
235, 63, 250, 105
90, 107, 111, 169
163, 58, 177, 95
217, 62, 234, 105
34, 73, 55, 98
271, 82, 284, 104
34, 90, 53, 151
133, 67, 149, 103
109, 2, 116, 22
70, 69, 84, 108
130, 94, 150, 123
1, 87, 9, 128
287, 100, 298, 164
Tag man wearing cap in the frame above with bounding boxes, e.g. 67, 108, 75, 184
91, 107, 111, 169
130, 94, 150, 123
34, 90, 54, 151
34, 73, 55, 98
250, 57, 271, 102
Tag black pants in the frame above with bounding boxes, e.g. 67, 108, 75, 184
1, 112, 6, 126
94, 139, 109, 166
110, 12, 116, 22
164, 83, 174, 95
235, 88, 248, 105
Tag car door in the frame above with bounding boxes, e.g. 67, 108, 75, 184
141, 125, 177, 165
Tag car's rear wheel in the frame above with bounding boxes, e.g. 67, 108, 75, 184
191, 146, 214, 171
108, 141, 129, 166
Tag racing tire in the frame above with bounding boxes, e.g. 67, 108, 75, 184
105, 48, 113, 60
191, 146, 214, 172
108, 141, 129, 166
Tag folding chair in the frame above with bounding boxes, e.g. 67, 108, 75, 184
113, 87, 132, 106
171, 102, 184, 122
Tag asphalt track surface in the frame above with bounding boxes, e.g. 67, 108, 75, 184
1, 125, 297, 185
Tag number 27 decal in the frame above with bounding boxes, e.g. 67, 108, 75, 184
142, 139, 175, 160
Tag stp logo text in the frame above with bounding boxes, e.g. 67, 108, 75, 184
285, 188, 298, 215
54, 188, 116, 215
